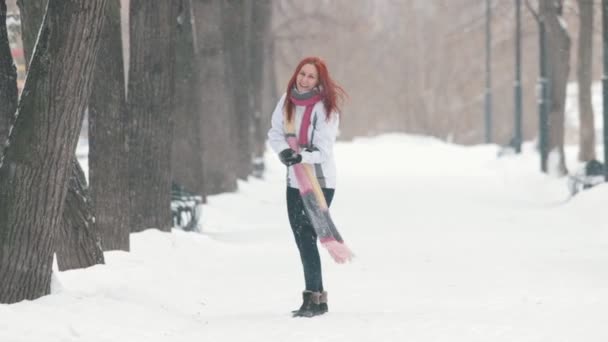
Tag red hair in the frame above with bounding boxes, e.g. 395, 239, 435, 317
284, 56, 346, 122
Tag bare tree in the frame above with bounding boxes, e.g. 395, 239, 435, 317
223, 0, 254, 180
0, 0, 107, 303
260, 13, 278, 142
0, 0, 17, 157
171, 0, 205, 197
89, 0, 130, 251
250, 0, 273, 176
18, 0, 105, 269
191, 0, 238, 195
540, 0, 570, 175
576, 0, 596, 162
127, 0, 179, 232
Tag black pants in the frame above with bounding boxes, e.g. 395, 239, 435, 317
286, 186, 335, 292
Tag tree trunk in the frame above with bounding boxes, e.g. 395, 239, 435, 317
171, 0, 205, 198
0, 0, 107, 304
89, 0, 130, 251
576, 0, 596, 162
19, 0, 105, 266
0, 0, 18, 158
250, 0, 272, 177
191, 0, 237, 195
15, 0, 47, 67
127, 0, 178, 233
262, 38, 278, 130
56, 159, 105, 271
541, 0, 569, 175
223, 0, 253, 180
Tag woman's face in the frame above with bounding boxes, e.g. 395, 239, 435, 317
296, 63, 319, 93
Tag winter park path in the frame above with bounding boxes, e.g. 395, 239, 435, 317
1, 135, 607, 342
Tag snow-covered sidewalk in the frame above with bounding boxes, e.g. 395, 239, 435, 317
1, 135, 607, 342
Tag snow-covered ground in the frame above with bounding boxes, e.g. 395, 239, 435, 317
1, 134, 607, 341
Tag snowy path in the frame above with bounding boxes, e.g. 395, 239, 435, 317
1, 135, 607, 342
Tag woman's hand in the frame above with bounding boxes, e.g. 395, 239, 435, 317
278, 148, 302, 166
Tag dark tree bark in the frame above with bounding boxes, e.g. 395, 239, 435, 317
191, 0, 237, 195
128, 0, 179, 233
576, 0, 596, 162
171, 0, 205, 198
540, 0, 569, 175
0, 0, 107, 304
250, 0, 272, 176
56, 159, 104, 271
0, 0, 18, 158
223, 0, 254, 180
89, 0, 130, 251
15, 0, 47, 67
19, 0, 105, 268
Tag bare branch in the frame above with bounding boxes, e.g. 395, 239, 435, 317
525, 0, 540, 22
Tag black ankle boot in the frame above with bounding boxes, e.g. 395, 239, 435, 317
292, 291, 322, 317
318, 291, 328, 314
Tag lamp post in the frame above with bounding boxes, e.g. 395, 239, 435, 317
538, 17, 549, 173
485, 0, 493, 143
514, 0, 523, 153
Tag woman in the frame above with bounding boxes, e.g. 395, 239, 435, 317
267, 56, 346, 318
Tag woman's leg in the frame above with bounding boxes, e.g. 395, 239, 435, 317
286, 187, 335, 292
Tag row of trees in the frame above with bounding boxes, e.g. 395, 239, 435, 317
505, 0, 597, 175
0, 0, 273, 303
402, 0, 598, 175
269, 1, 601, 176
0, 0, 604, 304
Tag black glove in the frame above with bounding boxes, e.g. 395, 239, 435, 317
278, 148, 302, 166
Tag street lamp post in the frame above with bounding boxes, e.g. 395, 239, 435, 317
538, 18, 549, 173
485, 0, 493, 143
514, 0, 523, 153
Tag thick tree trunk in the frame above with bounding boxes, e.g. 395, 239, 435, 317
19, 0, 105, 266
15, 0, 47, 67
0, 0, 107, 304
171, 0, 205, 198
576, 0, 596, 162
56, 160, 104, 271
89, 0, 130, 251
191, 0, 237, 195
127, 0, 178, 232
541, 0, 569, 175
0, 0, 18, 158
223, 0, 254, 180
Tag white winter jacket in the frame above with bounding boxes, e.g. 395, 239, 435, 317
267, 93, 339, 189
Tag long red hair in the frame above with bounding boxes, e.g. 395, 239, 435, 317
284, 57, 346, 122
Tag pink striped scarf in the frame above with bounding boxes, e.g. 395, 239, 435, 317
289, 93, 324, 147
283, 92, 353, 264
